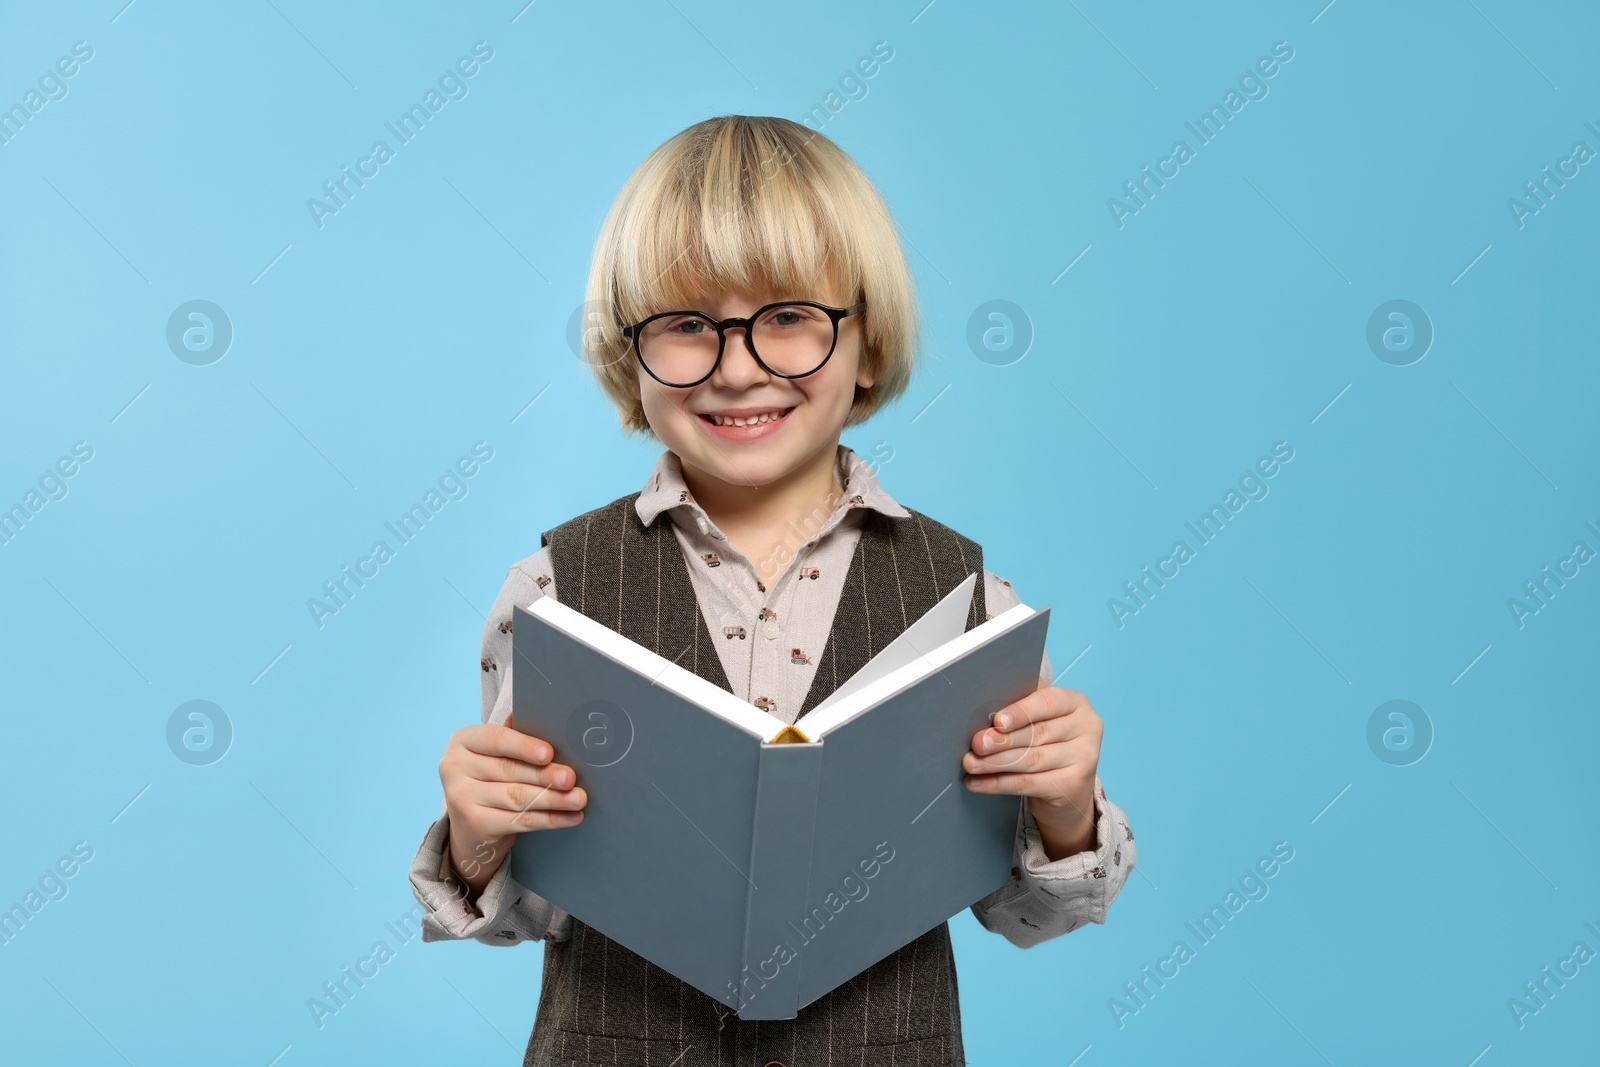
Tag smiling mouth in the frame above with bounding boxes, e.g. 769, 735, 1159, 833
697, 407, 795, 428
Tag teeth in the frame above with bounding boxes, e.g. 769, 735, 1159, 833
710, 409, 786, 427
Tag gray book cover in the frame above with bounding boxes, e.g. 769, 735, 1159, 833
509, 574, 1050, 1020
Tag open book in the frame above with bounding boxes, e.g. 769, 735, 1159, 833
508, 573, 1051, 1020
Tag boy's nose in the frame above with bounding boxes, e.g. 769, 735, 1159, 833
712, 327, 769, 384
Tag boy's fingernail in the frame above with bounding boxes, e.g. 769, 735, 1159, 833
995, 713, 1010, 729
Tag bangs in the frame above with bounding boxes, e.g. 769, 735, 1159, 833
611, 121, 857, 323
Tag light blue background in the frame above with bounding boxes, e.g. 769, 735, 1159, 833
2, 1, 1596, 1064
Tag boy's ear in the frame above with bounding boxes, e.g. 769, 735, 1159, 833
855, 353, 877, 390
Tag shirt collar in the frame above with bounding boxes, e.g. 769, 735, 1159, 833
635, 444, 910, 537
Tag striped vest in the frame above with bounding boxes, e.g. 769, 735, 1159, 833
522, 491, 987, 1067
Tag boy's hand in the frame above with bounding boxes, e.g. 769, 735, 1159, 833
962, 679, 1102, 861
439, 723, 586, 895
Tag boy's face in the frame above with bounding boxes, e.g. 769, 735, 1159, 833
634, 273, 874, 491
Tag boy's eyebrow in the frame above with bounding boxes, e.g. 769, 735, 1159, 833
680, 293, 814, 312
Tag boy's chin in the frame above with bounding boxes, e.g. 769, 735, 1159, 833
675, 437, 807, 487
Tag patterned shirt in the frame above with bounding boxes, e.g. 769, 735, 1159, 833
409, 444, 1136, 951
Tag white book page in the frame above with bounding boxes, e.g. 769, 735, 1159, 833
526, 596, 783, 740
808, 572, 979, 716
798, 602, 1038, 738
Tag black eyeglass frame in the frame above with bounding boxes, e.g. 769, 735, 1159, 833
621, 300, 867, 388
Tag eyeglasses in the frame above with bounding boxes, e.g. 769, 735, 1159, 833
621, 300, 866, 388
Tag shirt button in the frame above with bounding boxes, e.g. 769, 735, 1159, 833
763, 622, 779, 640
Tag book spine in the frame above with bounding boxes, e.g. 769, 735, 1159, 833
733, 739, 824, 1020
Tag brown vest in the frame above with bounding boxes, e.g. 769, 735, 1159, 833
522, 491, 986, 1067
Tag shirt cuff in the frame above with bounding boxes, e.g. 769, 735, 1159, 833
969, 775, 1136, 949
407, 813, 558, 946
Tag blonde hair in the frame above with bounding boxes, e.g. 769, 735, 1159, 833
581, 115, 920, 440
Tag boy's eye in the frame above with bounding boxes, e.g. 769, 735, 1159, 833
757, 305, 825, 329
656, 315, 708, 335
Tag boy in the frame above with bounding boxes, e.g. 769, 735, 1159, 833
410, 115, 1134, 1066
